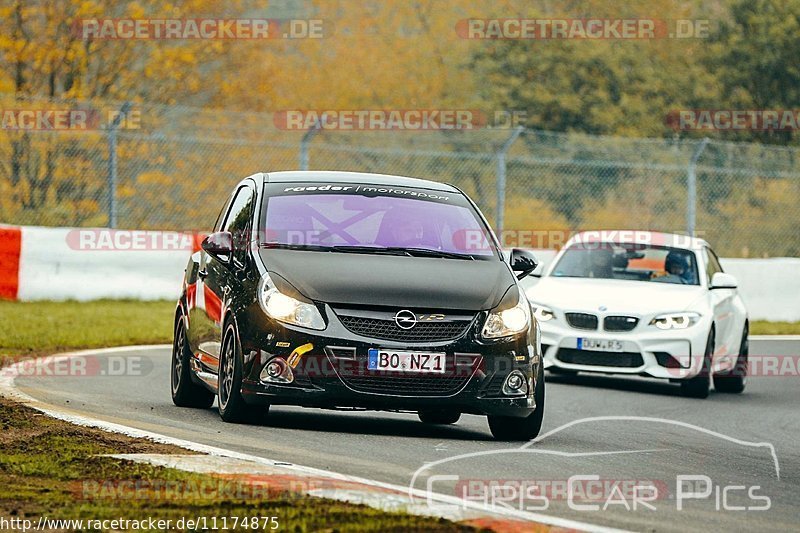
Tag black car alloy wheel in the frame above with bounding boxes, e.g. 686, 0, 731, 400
218, 321, 266, 423
171, 314, 214, 408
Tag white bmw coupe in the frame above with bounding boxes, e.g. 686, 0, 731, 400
524, 231, 748, 398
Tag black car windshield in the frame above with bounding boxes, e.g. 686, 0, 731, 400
260, 182, 498, 259
551, 242, 700, 285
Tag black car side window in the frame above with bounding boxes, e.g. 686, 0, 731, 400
223, 186, 256, 266
212, 194, 233, 232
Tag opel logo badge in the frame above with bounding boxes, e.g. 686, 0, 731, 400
394, 309, 417, 330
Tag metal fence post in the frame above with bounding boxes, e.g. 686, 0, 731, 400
299, 120, 321, 170
687, 137, 710, 236
495, 126, 525, 232
106, 102, 131, 228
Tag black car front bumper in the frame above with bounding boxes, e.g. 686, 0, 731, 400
236, 305, 540, 418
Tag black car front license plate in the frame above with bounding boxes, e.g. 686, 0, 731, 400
367, 349, 446, 373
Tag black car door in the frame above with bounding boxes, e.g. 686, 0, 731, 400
194, 183, 256, 371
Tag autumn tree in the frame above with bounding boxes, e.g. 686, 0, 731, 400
0, 0, 259, 223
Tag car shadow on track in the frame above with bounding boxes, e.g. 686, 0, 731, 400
257, 409, 495, 440
546, 371, 684, 397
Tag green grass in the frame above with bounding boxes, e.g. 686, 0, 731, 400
0, 300, 797, 360
0, 300, 478, 531
751, 320, 800, 335
0, 299, 175, 358
0, 399, 474, 532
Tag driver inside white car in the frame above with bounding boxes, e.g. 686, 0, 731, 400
654, 251, 692, 284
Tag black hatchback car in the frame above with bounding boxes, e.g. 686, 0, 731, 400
171, 171, 544, 440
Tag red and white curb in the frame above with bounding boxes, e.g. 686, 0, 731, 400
0, 345, 628, 533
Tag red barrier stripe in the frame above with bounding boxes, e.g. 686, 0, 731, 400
192, 232, 207, 253
0, 227, 22, 300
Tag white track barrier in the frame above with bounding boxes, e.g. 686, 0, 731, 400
2, 226, 799, 321
14, 226, 193, 301
720, 258, 800, 322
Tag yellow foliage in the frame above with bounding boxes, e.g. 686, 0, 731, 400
503, 197, 571, 249
579, 177, 686, 232
136, 170, 171, 185
711, 178, 800, 257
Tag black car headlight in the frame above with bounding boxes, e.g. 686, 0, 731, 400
482, 286, 531, 339
258, 274, 325, 330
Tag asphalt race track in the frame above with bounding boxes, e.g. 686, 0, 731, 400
14, 339, 799, 532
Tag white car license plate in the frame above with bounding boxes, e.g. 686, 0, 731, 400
578, 338, 624, 352
367, 349, 446, 373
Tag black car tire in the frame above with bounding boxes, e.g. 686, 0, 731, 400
714, 324, 748, 394
171, 315, 215, 408
681, 327, 713, 399
218, 322, 268, 423
488, 363, 545, 441
418, 409, 461, 425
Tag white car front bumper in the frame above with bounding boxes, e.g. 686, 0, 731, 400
540, 318, 711, 380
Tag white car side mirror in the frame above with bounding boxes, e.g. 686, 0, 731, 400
710, 272, 737, 289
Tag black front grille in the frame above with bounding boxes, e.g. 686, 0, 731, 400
339, 374, 471, 396
337, 315, 472, 342
556, 348, 644, 368
565, 313, 599, 330
604, 315, 639, 332
325, 346, 356, 359
480, 373, 506, 397
331, 354, 481, 396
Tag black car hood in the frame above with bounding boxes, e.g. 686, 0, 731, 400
259, 249, 515, 311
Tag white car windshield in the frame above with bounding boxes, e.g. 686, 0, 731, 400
551, 242, 700, 285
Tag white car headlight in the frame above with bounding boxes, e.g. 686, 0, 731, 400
482, 286, 531, 339
258, 274, 325, 330
529, 302, 555, 322
649, 312, 701, 330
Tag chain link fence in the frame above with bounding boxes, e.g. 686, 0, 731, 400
1, 96, 798, 257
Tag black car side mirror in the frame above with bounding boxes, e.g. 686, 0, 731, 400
510, 248, 538, 280
201, 231, 234, 263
